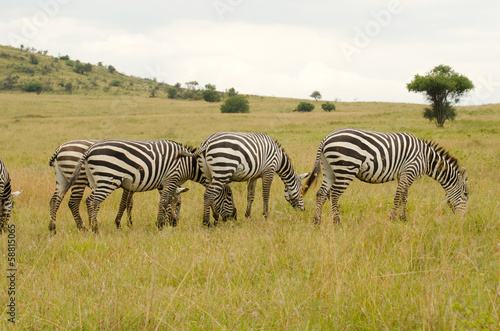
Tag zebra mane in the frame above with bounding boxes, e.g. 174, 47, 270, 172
182, 144, 197, 154
273, 139, 290, 159
424, 140, 460, 168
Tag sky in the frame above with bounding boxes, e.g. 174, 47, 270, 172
1, 0, 499, 105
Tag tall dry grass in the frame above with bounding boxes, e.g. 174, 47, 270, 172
0, 93, 499, 329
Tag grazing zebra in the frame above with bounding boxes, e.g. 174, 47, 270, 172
0, 158, 21, 233
49, 140, 192, 232
61, 139, 236, 232
303, 128, 469, 224
177, 132, 307, 226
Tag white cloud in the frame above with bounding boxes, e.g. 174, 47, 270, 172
1, 1, 499, 104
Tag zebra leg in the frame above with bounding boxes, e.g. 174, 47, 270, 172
244, 178, 258, 218
89, 194, 104, 233
261, 171, 275, 218
390, 176, 414, 221
68, 186, 87, 231
49, 191, 63, 233
114, 189, 133, 229
157, 183, 177, 228
125, 191, 134, 227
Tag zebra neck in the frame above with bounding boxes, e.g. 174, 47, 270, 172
276, 151, 295, 184
425, 147, 456, 189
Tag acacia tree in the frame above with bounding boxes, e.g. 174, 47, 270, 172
407, 65, 474, 128
310, 90, 322, 101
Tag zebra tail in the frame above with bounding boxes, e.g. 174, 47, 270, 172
60, 154, 86, 198
175, 144, 206, 160
48, 145, 62, 167
302, 148, 322, 196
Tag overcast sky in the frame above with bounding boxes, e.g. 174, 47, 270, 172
1, 0, 499, 104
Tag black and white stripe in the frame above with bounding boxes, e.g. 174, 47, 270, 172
61, 139, 235, 232
177, 132, 307, 226
0, 158, 21, 233
303, 128, 468, 223
49, 140, 191, 232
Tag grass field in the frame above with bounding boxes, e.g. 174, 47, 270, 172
1, 93, 499, 329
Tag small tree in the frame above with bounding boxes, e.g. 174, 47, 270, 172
65, 82, 73, 93
107, 65, 116, 74
310, 91, 322, 101
407, 64, 474, 127
167, 87, 178, 99
294, 102, 315, 112
321, 102, 336, 112
221, 95, 250, 113
227, 87, 238, 97
203, 89, 221, 102
23, 81, 43, 94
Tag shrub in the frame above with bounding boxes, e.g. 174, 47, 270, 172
167, 87, 178, 99
65, 82, 73, 93
59, 55, 70, 60
203, 89, 221, 103
29, 54, 39, 65
23, 81, 43, 94
294, 102, 314, 112
109, 80, 121, 87
108, 65, 116, 74
321, 102, 336, 112
220, 95, 250, 113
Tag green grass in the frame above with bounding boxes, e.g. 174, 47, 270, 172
0, 93, 499, 329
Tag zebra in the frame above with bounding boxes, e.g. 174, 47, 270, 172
61, 139, 236, 232
303, 128, 469, 224
176, 131, 308, 226
0, 158, 21, 233
49, 140, 193, 233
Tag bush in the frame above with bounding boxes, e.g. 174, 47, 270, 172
294, 102, 314, 112
65, 82, 73, 93
203, 89, 221, 103
220, 95, 250, 113
23, 81, 43, 94
29, 54, 39, 65
321, 102, 336, 112
167, 87, 178, 99
109, 80, 121, 87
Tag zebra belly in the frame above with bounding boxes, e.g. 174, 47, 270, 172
355, 158, 396, 184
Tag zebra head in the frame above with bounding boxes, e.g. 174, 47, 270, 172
284, 173, 308, 211
446, 167, 468, 214
0, 190, 21, 230
213, 184, 237, 222
170, 187, 190, 224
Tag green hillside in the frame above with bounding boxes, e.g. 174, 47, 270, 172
0, 44, 164, 96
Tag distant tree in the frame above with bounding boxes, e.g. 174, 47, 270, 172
221, 95, 250, 113
205, 83, 216, 91
294, 102, 315, 112
174, 82, 182, 88
167, 87, 178, 99
23, 81, 43, 94
185, 81, 199, 90
203, 89, 221, 102
149, 84, 160, 98
107, 65, 116, 74
227, 87, 238, 97
29, 54, 39, 65
321, 102, 336, 112
74, 62, 92, 75
407, 64, 474, 128
65, 82, 73, 93
310, 91, 322, 101
59, 55, 70, 60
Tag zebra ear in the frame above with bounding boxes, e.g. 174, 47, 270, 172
12, 191, 22, 199
459, 167, 467, 179
176, 187, 189, 194
298, 173, 309, 180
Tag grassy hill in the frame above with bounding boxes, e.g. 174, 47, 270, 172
0, 44, 165, 96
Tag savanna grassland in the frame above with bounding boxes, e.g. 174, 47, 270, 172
0, 92, 499, 330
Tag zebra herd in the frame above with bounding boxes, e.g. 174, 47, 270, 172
0, 128, 469, 234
